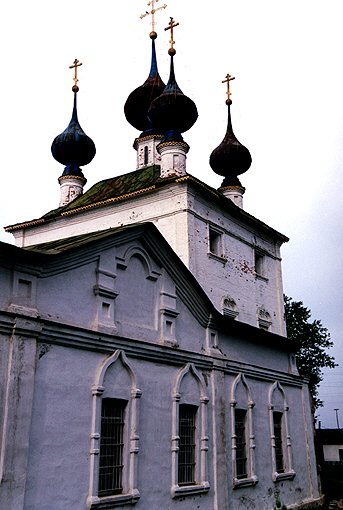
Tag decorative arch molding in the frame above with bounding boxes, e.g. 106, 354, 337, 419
171, 363, 210, 498
116, 245, 162, 281
173, 362, 209, 401
230, 373, 253, 405
257, 306, 272, 330
222, 296, 239, 319
268, 381, 295, 482
230, 374, 258, 489
87, 350, 142, 509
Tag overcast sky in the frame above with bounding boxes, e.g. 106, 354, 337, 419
0, 0, 342, 427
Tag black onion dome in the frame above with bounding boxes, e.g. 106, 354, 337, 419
148, 54, 198, 139
51, 92, 96, 177
124, 36, 165, 134
210, 102, 251, 186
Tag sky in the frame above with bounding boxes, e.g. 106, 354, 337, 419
0, 0, 342, 428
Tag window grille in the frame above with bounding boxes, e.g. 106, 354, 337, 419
235, 409, 247, 479
178, 404, 197, 485
98, 398, 127, 496
273, 411, 284, 473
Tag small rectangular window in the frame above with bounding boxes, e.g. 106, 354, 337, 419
254, 251, 264, 276
235, 409, 247, 479
209, 228, 222, 256
98, 398, 127, 497
144, 145, 149, 165
18, 278, 32, 298
273, 411, 284, 473
178, 404, 197, 485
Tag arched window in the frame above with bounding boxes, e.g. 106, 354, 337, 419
171, 363, 210, 498
230, 374, 258, 488
268, 382, 295, 482
87, 350, 141, 508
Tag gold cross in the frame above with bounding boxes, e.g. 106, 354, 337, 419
140, 0, 167, 34
164, 17, 179, 52
69, 59, 82, 90
222, 73, 235, 103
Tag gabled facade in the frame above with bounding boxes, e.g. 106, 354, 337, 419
0, 224, 320, 509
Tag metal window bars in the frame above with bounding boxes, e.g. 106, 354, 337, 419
98, 398, 127, 496
235, 409, 248, 479
178, 404, 197, 485
273, 411, 285, 473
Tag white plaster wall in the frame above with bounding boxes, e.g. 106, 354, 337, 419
15, 240, 204, 349
219, 332, 290, 373
0, 267, 12, 309
21, 342, 319, 510
24, 345, 215, 510
217, 375, 319, 510
12, 182, 286, 335
187, 191, 285, 335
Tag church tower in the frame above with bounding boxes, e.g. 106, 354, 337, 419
5, 11, 287, 336
51, 59, 96, 207
210, 73, 252, 208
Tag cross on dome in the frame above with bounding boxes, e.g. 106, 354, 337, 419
222, 73, 235, 105
69, 59, 83, 92
140, 0, 167, 37
164, 16, 179, 55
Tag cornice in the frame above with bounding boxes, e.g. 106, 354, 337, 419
0, 312, 303, 388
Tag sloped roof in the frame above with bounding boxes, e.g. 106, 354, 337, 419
48, 165, 162, 217
1, 222, 292, 352
4, 165, 288, 242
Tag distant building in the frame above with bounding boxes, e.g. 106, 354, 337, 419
0, 19, 322, 510
316, 428, 343, 500
318, 429, 343, 463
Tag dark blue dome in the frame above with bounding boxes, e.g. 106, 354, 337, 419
51, 92, 96, 177
148, 54, 198, 141
124, 35, 165, 135
210, 102, 251, 185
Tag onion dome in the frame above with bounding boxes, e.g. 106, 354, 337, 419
210, 75, 251, 187
51, 87, 96, 178
148, 51, 198, 144
124, 33, 165, 136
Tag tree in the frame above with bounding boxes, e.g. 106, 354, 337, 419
284, 295, 337, 411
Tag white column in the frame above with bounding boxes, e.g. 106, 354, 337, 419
158, 141, 189, 178
58, 175, 87, 207
134, 135, 163, 170
220, 185, 245, 209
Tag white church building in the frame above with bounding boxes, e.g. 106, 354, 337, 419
0, 15, 322, 510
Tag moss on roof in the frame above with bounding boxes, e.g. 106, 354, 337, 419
4, 164, 288, 243
65, 165, 161, 211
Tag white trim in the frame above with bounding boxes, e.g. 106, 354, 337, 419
268, 381, 295, 482
171, 363, 210, 498
230, 374, 258, 488
87, 350, 141, 509
116, 246, 162, 281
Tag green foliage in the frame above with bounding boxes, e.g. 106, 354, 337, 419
284, 295, 337, 410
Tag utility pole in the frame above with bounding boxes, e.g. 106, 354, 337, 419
334, 408, 340, 429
